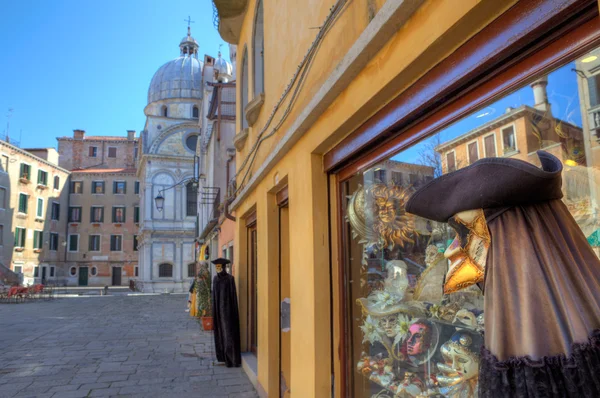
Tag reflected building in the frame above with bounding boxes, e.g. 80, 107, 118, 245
366, 159, 434, 188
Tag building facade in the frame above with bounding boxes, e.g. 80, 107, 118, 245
57, 130, 139, 286
0, 142, 70, 286
212, 0, 600, 397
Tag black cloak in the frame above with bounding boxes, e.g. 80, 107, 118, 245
212, 269, 242, 367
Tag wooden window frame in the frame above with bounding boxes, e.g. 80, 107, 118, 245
501, 123, 518, 155
330, 2, 600, 397
466, 139, 480, 164
445, 150, 456, 173
483, 132, 497, 158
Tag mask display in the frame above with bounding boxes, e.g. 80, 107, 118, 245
436, 331, 482, 398
443, 209, 490, 294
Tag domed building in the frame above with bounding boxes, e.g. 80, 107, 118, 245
136, 27, 217, 293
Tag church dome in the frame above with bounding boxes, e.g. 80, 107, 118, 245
214, 52, 233, 82
147, 27, 204, 104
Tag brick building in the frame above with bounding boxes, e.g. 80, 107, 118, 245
56, 130, 140, 286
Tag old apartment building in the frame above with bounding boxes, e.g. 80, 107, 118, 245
57, 129, 139, 286
0, 142, 70, 286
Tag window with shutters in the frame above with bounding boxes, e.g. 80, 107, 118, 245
110, 235, 123, 251
71, 181, 83, 194
18, 193, 28, 214
68, 206, 82, 222
391, 171, 403, 185
89, 235, 101, 251
49, 233, 59, 251
113, 181, 126, 194
36, 198, 43, 218
484, 134, 497, 157
53, 175, 60, 190
14, 227, 26, 248
159, 263, 173, 278
90, 206, 104, 223
0, 187, 6, 209
108, 147, 117, 158
134, 206, 140, 223
468, 141, 479, 164
51, 202, 60, 220
112, 206, 125, 223
446, 151, 456, 172
37, 170, 48, 186
89, 146, 98, 157
68, 234, 79, 252
373, 169, 386, 183
19, 163, 31, 180
33, 230, 43, 249
134, 181, 140, 194
0, 155, 8, 173
92, 181, 105, 194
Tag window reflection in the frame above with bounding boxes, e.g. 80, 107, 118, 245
344, 47, 600, 397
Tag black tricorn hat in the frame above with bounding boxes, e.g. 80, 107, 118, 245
211, 257, 231, 265
405, 151, 563, 222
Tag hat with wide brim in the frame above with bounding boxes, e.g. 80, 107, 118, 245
356, 297, 426, 317
405, 151, 563, 222
211, 258, 231, 265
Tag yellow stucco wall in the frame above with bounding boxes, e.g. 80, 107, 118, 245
230, 0, 518, 396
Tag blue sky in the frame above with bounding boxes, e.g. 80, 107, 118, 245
0, 0, 227, 149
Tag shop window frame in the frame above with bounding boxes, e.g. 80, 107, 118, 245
329, 2, 600, 396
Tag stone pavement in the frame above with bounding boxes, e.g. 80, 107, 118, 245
0, 295, 258, 398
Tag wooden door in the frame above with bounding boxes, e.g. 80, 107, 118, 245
112, 267, 122, 286
248, 225, 258, 354
279, 204, 291, 397
78, 267, 88, 286
41, 266, 47, 284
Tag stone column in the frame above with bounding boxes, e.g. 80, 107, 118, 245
174, 239, 182, 284
145, 183, 153, 221
175, 185, 182, 221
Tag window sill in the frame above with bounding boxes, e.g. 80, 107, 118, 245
36, 184, 48, 190
69, 222, 80, 226
233, 128, 249, 152
92, 223, 102, 226
503, 149, 520, 157
244, 93, 264, 127
14, 248, 24, 252
33, 249, 42, 253
16, 213, 27, 219
19, 178, 30, 184
114, 223, 123, 227
35, 217, 44, 222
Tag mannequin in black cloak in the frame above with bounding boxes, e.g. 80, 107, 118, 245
211, 258, 241, 368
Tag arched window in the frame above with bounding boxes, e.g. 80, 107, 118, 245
192, 105, 199, 119
253, 0, 264, 96
241, 48, 249, 129
187, 263, 197, 278
186, 181, 197, 217
162, 105, 168, 117
158, 263, 173, 278
185, 134, 198, 152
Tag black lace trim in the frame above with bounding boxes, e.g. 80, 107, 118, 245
479, 329, 600, 397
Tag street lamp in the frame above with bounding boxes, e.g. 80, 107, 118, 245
154, 191, 165, 212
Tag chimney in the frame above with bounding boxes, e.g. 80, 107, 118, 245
531, 77, 551, 114
73, 129, 85, 140
127, 130, 136, 140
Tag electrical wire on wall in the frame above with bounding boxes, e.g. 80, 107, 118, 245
233, 0, 349, 196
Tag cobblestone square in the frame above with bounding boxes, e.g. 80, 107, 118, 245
0, 295, 257, 398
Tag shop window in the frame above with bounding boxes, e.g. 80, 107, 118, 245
68, 206, 82, 222
53, 175, 60, 190
70, 181, 83, 194
339, 46, 600, 398
468, 141, 479, 164
92, 181, 105, 194
49, 233, 59, 251
484, 134, 496, 157
187, 263, 196, 278
159, 263, 172, 278
18, 193, 28, 214
502, 126, 516, 153
108, 147, 117, 158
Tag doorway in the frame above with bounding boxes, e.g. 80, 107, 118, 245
278, 188, 291, 398
78, 267, 88, 286
112, 267, 122, 286
41, 266, 47, 284
247, 221, 258, 355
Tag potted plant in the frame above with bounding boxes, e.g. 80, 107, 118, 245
196, 263, 213, 331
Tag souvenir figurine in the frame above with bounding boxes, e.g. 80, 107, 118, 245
406, 151, 600, 397
403, 319, 439, 366
412, 245, 446, 304
436, 330, 482, 398
394, 372, 425, 397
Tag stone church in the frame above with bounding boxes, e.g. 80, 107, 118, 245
137, 27, 220, 292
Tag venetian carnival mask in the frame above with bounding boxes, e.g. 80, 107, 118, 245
378, 314, 399, 338
406, 322, 430, 356
436, 330, 483, 387
443, 209, 490, 294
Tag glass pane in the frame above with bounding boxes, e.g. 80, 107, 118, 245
343, 46, 600, 398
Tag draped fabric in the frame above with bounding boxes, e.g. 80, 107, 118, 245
212, 270, 241, 367
480, 200, 600, 396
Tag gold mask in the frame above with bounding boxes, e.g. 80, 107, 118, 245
443, 209, 490, 294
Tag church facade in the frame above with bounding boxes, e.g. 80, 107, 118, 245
137, 28, 217, 293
